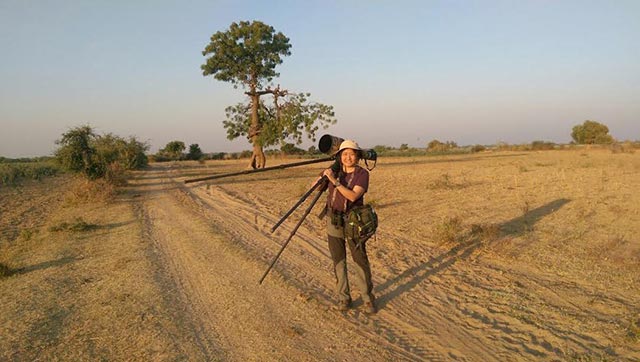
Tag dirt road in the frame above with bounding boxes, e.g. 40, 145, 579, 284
2, 151, 639, 361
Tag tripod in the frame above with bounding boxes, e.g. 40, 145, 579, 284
258, 175, 328, 284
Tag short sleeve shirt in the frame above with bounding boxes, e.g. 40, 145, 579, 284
327, 166, 369, 212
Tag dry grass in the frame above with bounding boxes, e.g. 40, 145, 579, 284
470, 223, 501, 242
433, 216, 464, 244
0, 175, 192, 361
63, 178, 118, 205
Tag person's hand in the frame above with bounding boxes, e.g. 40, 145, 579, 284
322, 169, 337, 184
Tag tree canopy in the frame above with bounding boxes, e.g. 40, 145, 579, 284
222, 91, 335, 150
571, 120, 614, 144
160, 141, 186, 160
201, 21, 291, 89
202, 20, 336, 168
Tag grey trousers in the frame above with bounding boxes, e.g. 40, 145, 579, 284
327, 234, 375, 303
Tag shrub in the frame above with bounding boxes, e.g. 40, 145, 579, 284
471, 145, 486, 153
530, 140, 556, 150
427, 140, 458, 153
55, 126, 148, 180
55, 125, 101, 178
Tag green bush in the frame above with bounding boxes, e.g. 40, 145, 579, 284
55, 125, 148, 180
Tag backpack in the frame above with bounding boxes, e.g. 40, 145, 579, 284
345, 204, 378, 247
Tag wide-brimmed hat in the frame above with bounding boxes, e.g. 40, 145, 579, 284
337, 140, 361, 153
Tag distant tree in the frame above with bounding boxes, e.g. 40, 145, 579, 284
160, 141, 186, 160
186, 144, 204, 160
571, 120, 614, 144
400, 143, 409, 151
202, 20, 335, 169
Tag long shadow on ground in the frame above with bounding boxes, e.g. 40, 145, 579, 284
375, 198, 571, 308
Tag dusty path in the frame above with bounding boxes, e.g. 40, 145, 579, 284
128, 154, 640, 361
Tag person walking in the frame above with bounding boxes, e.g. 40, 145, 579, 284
320, 140, 376, 314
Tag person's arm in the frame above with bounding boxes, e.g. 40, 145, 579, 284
322, 168, 366, 202
336, 185, 365, 202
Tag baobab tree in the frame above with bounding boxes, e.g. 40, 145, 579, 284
202, 20, 335, 168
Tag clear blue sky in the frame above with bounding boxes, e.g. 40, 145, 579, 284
1, 0, 638, 157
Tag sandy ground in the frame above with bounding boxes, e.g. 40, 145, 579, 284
1, 149, 639, 361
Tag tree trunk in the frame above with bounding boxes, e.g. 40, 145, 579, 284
249, 91, 266, 169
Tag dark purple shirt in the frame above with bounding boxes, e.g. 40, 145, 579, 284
327, 166, 369, 212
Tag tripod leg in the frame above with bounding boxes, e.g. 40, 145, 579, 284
259, 183, 326, 284
270, 176, 327, 233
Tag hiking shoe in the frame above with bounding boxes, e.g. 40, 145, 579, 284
337, 299, 351, 311
363, 301, 376, 314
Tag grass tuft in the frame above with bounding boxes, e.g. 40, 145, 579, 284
0, 263, 13, 278
434, 216, 464, 244
626, 316, 640, 342
48, 217, 97, 233
470, 223, 501, 242
428, 173, 468, 190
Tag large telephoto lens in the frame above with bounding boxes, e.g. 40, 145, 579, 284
318, 134, 345, 155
